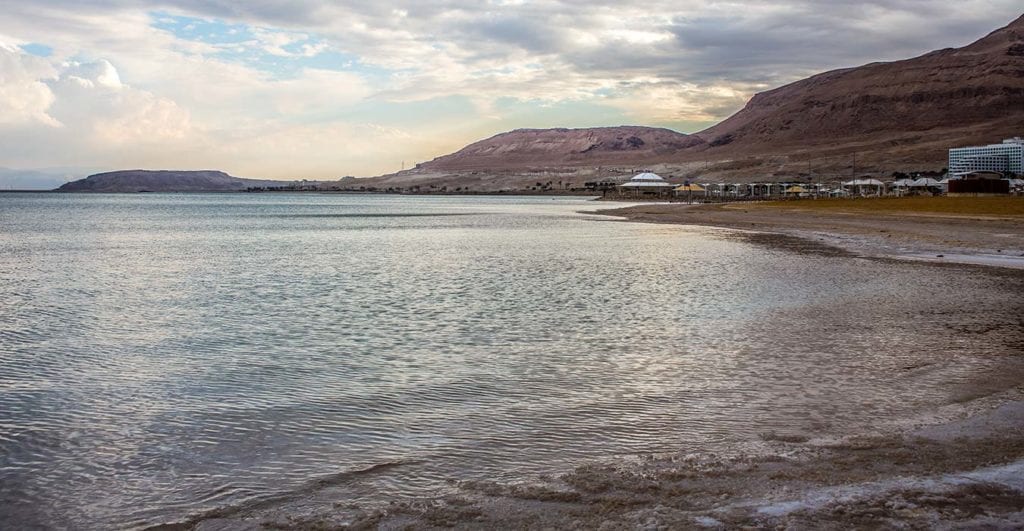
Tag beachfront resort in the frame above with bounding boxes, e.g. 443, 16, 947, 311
605, 137, 1024, 201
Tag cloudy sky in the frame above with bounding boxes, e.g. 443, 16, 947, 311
0, 1, 1020, 180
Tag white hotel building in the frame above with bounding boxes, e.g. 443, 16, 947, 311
948, 137, 1024, 178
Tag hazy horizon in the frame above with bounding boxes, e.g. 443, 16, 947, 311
1, 1, 1021, 184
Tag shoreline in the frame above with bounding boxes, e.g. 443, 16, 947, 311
184, 390, 1024, 530
175, 201, 1024, 530
591, 200, 1024, 270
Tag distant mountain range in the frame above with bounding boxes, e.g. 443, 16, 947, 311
56, 170, 290, 192
373, 13, 1024, 187
53, 14, 1023, 192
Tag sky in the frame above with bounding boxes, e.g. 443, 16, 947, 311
0, 1, 1020, 181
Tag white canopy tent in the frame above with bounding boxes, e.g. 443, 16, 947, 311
892, 178, 915, 187
842, 178, 884, 196
842, 178, 885, 187
619, 172, 674, 189
910, 177, 942, 187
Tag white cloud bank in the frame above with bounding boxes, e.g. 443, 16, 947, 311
0, 44, 59, 127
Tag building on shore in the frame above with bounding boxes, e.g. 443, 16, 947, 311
947, 171, 1011, 196
948, 137, 1023, 178
618, 172, 675, 195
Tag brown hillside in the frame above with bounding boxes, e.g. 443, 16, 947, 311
57, 170, 289, 192
416, 126, 705, 171
696, 14, 1024, 162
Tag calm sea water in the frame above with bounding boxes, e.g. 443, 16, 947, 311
1, 193, 1022, 529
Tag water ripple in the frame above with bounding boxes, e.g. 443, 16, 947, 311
1, 193, 1022, 529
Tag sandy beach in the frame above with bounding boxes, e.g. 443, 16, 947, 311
594, 198, 1024, 270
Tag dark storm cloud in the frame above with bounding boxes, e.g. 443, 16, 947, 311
664, 3, 1015, 83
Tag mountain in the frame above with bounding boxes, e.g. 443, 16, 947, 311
695, 13, 1024, 165
416, 126, 705, 171
56, 170, 288, 192
370, 14, 1024, 187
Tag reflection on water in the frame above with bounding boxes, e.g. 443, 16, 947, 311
0, 193, 1021, 529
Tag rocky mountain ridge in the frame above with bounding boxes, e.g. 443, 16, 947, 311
416, 126, 705, 172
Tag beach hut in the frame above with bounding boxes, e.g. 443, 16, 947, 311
784, 185, 808, 197
892, 178, 913, 195
948, 172, 1010, 195
909, 177, 942, 195
891, 178, 915, 196
619, 172, 674, 196
675, 183, 706, 203
842, 178, 885, 196
910, 177, 941, 187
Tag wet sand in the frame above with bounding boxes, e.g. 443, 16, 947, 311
176, 201, 1024, 530
594, 201, 1024, 269
185, 391, 1024, 530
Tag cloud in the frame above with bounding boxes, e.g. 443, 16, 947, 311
46, 58, 192, 144
0, 44, 60, 126
61, 59, 123, 89
602, 81, 753, 125
0, 54, 198, 169
0, 1, 1020, 178
47, 61, 193, 146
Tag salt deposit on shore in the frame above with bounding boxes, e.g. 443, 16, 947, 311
186, 390, 1024, 530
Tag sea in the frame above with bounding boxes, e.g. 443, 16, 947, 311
1, 193, 1022, 529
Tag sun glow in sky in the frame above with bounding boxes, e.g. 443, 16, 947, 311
0, 1, 1020, 180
